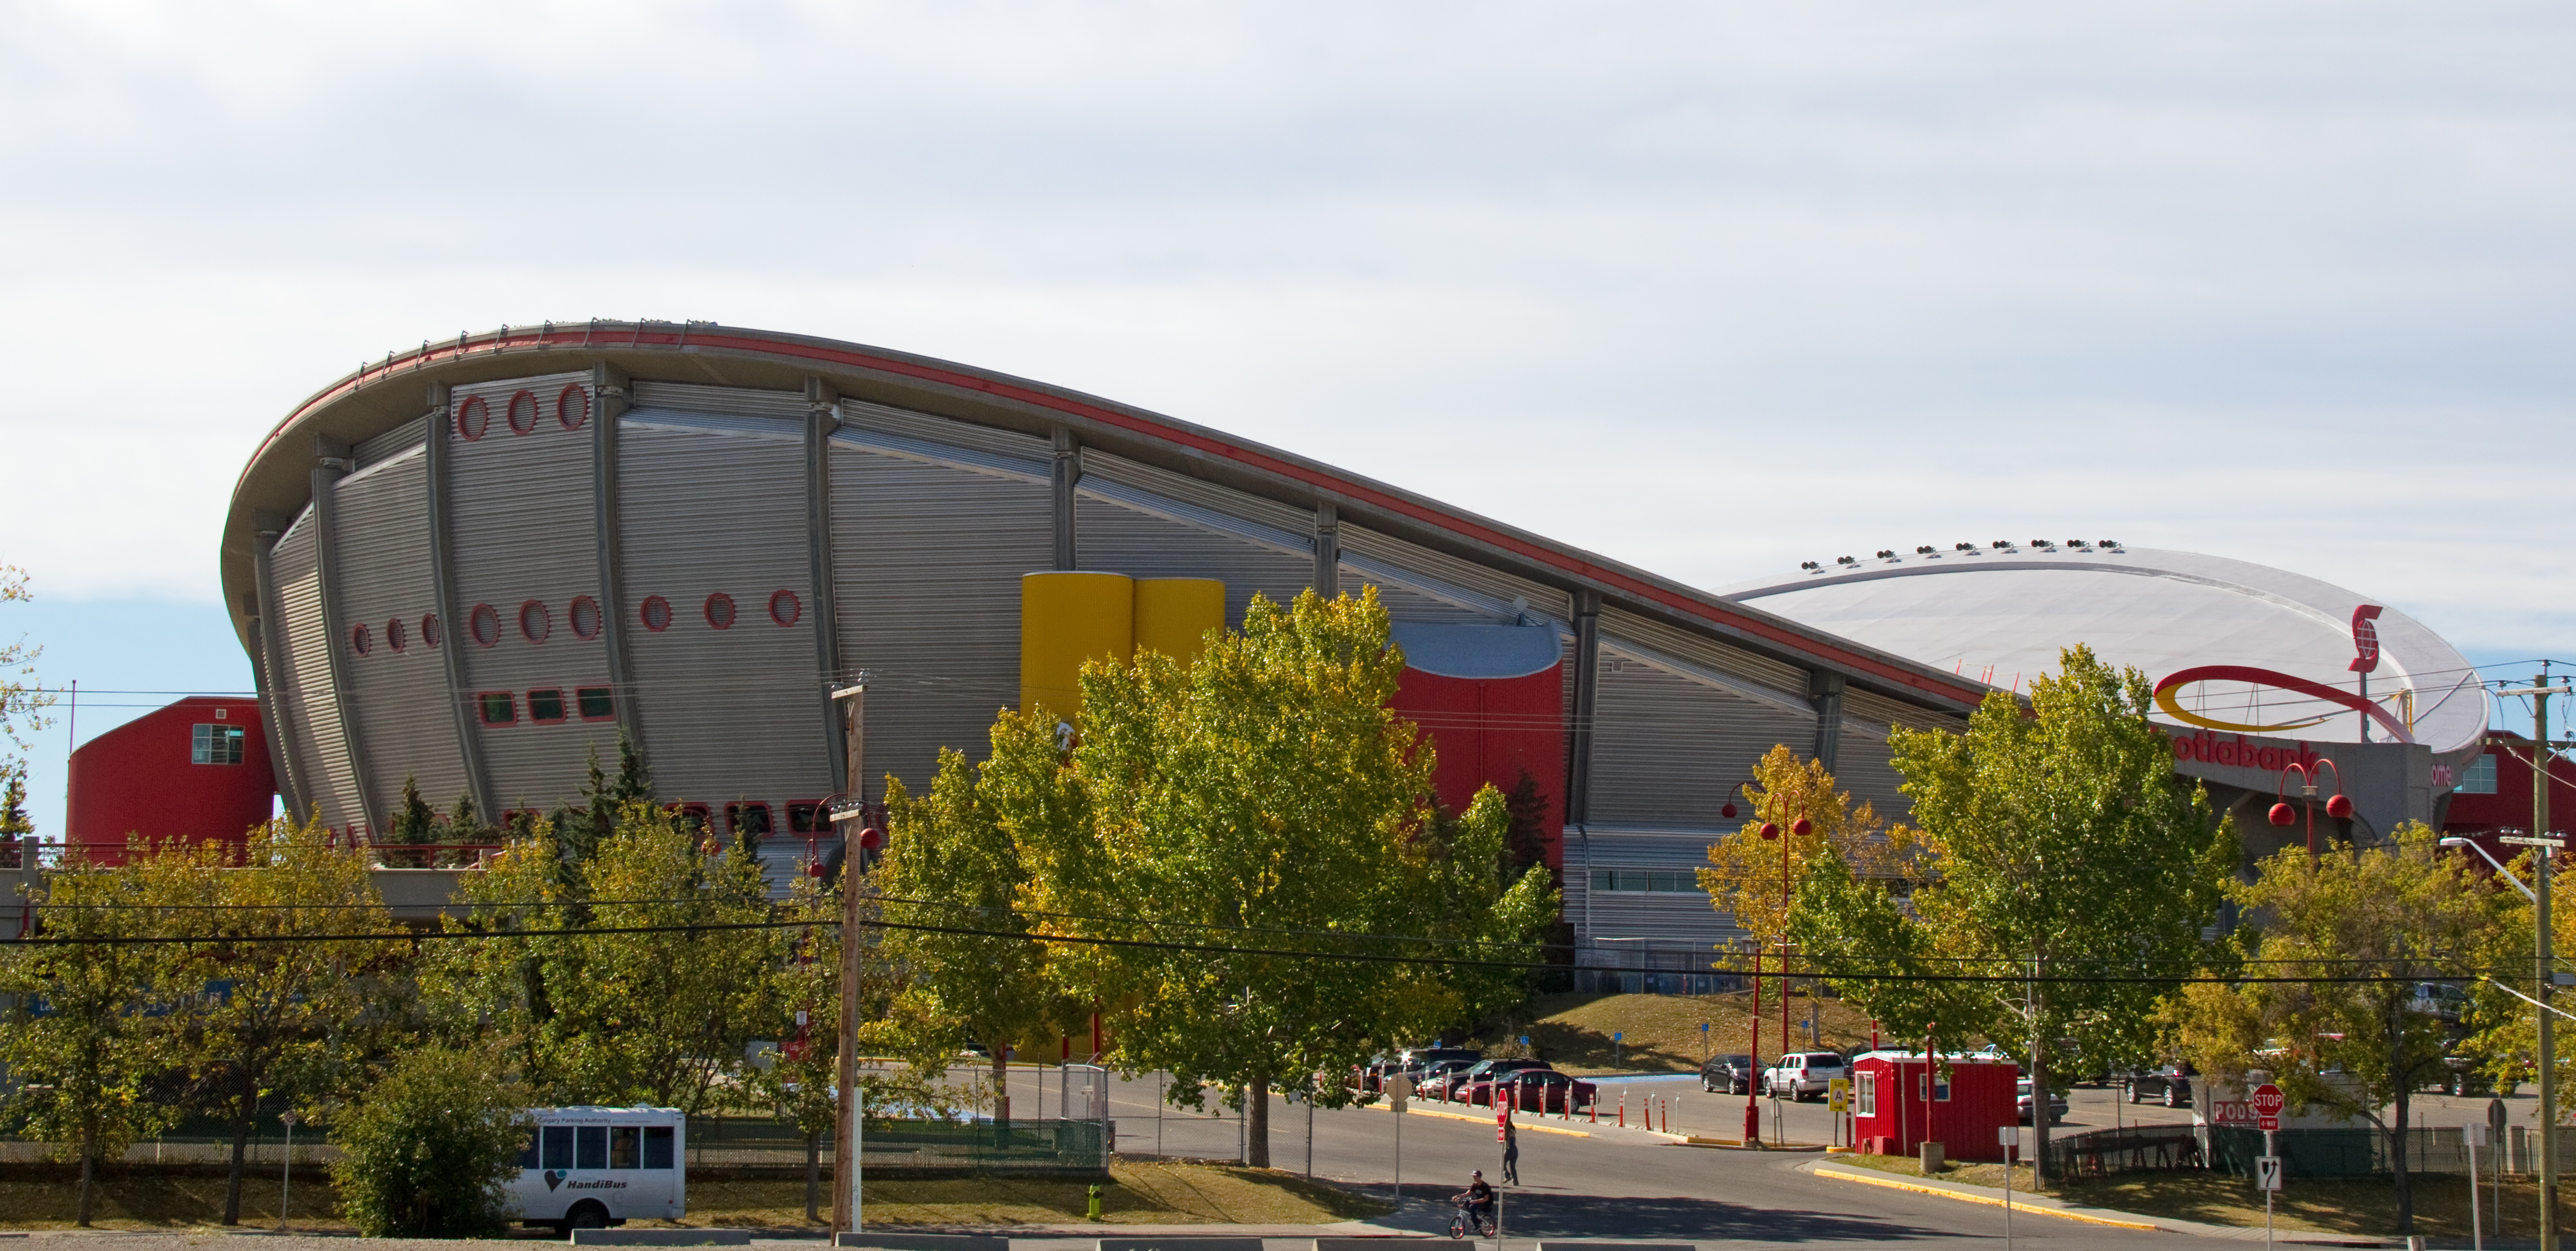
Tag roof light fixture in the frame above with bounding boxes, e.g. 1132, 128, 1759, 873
1954, 543, 1974, 552
1875, 550, 1896, 559
1916, 546, 1937, 555
1836, 556, 1857, 566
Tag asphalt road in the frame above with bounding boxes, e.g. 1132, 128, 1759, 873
1106, 1076, 2246, 1249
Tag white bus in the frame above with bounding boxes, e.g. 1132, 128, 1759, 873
509, 1106, 687, 1233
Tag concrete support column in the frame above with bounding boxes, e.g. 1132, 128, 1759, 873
1809, 671, 1847, 771
1313, 501, 1340, 598
310, 443, 377, 833
591, 364, 646, 760
1565, 588, 1602, 826
425, 381, 500, 823
1051, 425, 1079, 571
806, 377, 850, 797
250, 539, 308, 822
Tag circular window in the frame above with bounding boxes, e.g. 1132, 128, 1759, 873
557, 384, 591, 430
640, 595, 672, 632
422, 612, 442, 649
704, 592, 737, 630
519, 599, 552, 644
386, 617, 408, 652
455, 395, 491, 441
768, 589, 802, 628
469, 603, 501, 648
569, 594, 602, 639
506, 390, 540, 435
351, 622, 372, 656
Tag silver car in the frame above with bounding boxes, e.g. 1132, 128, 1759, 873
1762, 1051, 1848, 1102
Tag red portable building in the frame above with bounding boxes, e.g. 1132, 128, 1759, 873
1852, 1053, 2021, 1162
66, 696, 277, 865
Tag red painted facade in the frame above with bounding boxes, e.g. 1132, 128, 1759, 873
66, 696, 277, 865
1852, 1054, 2022, 1162
1391, 663, 1566, 876
2444, 731, 2576, 841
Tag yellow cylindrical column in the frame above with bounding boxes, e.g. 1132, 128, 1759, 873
1132, 578, 1227, 668
1020, 571, 1134, 721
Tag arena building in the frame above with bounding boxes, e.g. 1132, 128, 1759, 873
212, 321, 1997, 978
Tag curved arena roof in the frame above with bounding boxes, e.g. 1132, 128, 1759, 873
1717, 545, 2488, 758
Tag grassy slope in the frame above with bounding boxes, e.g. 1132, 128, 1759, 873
0, 1162, 1391, 1231
1485, 991, 1882, 1074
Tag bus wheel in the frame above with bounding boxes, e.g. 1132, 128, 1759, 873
565, 1202, 611, 1235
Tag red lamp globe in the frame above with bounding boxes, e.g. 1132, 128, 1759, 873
2325, 794, 2354, 819
1757, 822, 1780, 840
1721, 802, 1738, 820
1790, 816, 1814, 836
2268, 802, 2297, 826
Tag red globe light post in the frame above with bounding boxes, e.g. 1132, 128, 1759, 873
1744, 802, 1812, 1143
2267, 759, 2351, 860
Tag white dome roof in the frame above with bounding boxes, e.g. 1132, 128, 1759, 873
1717, 546, 2487, 756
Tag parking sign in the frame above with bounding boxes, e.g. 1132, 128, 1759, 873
1827, 1078, 1849, 1113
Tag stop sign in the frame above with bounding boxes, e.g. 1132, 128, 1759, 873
2251, 1083, 2286, 1131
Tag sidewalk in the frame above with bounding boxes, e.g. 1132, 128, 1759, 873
1804, 1160, 2401, 1247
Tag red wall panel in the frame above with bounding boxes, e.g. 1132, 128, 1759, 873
1392, 663, 1566, 877
66, 696, 278, 865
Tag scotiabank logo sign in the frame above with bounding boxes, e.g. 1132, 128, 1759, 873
2169, 728, 2320, 773
2153, 663, 2413, 745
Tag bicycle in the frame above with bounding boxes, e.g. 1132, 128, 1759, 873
1448, 1196, 1497, 1239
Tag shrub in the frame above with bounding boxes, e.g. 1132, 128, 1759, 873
328, 1047, 529, 1238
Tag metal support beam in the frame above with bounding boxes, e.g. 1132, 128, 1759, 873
1313, 501, 1340, 598
250, 537, 308, 822
806, 377, 850, 797
425, 382, 499, 823
1808, 671, 1847, 771
1565, 589, 1602, 826
592, 364, 646, 762
1051, 425, 1078, 571
309, 449, 377, 833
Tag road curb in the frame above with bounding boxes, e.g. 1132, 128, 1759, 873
1805, 1162, 2400, 1244
1352, 1102, 1593, 1138
1807, 1163, 2157, 1231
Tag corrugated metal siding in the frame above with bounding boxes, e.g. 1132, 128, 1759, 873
1566, 827, 1741, 949
330, 448, 471, 813
268, 521, 363, 829
1599, 605, 1812, 701
447, 373, 614, 812
1071, 482, 1314, 627
1586, 644, 1815, 826
1078, 450, 1315, 540
619, 406, 831, 811
1337, 526, 1573, 622
839, 399, 1051, 464
827, 428, 1050, 800
1836, 721, 1914, 828
633, 381, 808, 420
356, 418, 426, 469
1843, 688, 1961, 738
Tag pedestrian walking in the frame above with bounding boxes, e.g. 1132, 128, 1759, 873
1502, 1113, 1521, 1185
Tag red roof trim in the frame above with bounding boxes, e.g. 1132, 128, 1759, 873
255, 327, 1980, 707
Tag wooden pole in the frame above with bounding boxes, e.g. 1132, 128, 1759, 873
831, 683, 865, 1235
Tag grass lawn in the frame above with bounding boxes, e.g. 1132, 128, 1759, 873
1497, 991, 1882, 1074
1837, 1152, 2558, 1242
0, 1161, 1391, 1231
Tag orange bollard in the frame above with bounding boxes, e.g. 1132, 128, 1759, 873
1618, 1093, 1625, 1127
1590, 1095, 1597, 1124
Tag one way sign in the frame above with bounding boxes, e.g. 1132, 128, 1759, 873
2255, 1155, 2284, 1192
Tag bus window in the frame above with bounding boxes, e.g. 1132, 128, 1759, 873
643, 1126, 675, 1170
577, 1126, 608, 1170
519, 1131, 540, 1170
611, 1126, 641, 1169
543, 1126, 574, 1170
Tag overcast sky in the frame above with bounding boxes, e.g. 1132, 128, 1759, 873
3, 2, 2571, 828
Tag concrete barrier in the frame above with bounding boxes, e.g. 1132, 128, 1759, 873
569, 1230, 752, 1247
1095, 1239, 1271, 1251
1534, 1243, 1698, 1251
835, 1237, 1013, 1251
1314, 1240, 1459, 1251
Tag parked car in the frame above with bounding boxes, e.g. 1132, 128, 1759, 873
1471, 1069, 1595, 1112
1701, 1054, 1756, 1095
1763, 1052, 1849, 1102
1431, 1058, 1552, 1101
2123, 1063, 2196, 1107
1401, 1058, 1480, 1097
2017, 1078, 2069, 1125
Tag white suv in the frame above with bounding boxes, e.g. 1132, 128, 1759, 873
1763, 1052, 1848, 1102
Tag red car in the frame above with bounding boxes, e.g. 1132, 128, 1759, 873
1467, 1069, 1596, 1112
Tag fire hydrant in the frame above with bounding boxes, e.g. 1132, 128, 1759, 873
1087, 1184, 1103, 1222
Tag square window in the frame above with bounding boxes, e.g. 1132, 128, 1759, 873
478, 692, 516, 726
1857, 1072, 1877, 1117
728, 803, 773, 838
1614, 869, 1648, 893
1590, 869, 1615, 893
643, 1126, 674, 1170
190, 724, 246, 765
577, 687, 616, 721
610, 1126, 640, 1169
527, 689, 566, 724
787, 802, 822, 834
577, 1125, 607, 1170
2459, 754, 2498, 794
518, 1132, 540, 1170
1649, 869, 1691, 893
542, 1126, 574, 1170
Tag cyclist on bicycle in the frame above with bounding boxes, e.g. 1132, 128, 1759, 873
1453, 1170, 1495, 1233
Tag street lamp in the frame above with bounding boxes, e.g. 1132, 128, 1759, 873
2268, 759, 2352, 859
1745, 807, 1812, 1144
2445, 826, 2567, 1250
2439, 836, 2538, 903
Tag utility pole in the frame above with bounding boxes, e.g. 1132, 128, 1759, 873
2504, 668, 2570, 1251
830, 679, 867, 1235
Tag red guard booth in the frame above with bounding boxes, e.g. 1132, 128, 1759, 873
1852, 1053, 2021, 1162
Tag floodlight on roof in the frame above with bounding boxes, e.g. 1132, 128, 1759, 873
1954, 543, 1974, 552
1875, 550, 1895, 559
1836, 555, 1857, 566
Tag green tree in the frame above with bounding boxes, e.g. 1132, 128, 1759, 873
0, 857, 173, 1225
0, 762, 31, 839
138, 814, 398, 1225
1706, 745, 1912, 1039
2170, 823, 2500, 1234
385, 777, 437, 867
1018, 588, 1557, 1166
0, 561, 56, 769
1812, 645, 2234, 1182
328, 1045, 530, 1238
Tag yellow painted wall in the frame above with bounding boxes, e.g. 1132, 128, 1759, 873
1020, 571, 1134, 721
1132, 578, 1227, 667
